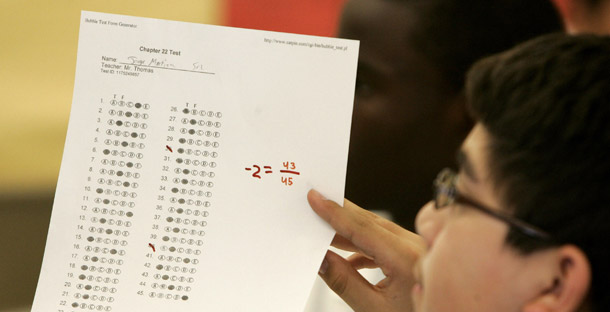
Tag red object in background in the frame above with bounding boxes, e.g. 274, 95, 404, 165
226, 0, 346, 37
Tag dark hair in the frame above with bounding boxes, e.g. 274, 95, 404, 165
466, 33, 610, 311
405, 0, 563, 92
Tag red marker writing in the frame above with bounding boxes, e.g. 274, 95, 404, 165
166, 145, 173, 152
148, 243, 156, 252
280, 170, 300, 175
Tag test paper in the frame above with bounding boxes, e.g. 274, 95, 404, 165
32, 11, 358, 312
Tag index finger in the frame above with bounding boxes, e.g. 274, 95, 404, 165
307, 189, 407, 268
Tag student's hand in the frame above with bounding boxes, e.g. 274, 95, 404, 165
308, 189, 426, 312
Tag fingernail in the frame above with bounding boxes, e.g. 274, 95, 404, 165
319, 255, 329, 275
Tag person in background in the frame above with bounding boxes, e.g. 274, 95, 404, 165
552, 0, 610, 33
310, 33, 610, 312
340, 0, 562, 231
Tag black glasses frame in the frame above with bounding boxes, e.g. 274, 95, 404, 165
434, 168, 552, 241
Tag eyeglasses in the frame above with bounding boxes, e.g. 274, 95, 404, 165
433, 168, 552, 241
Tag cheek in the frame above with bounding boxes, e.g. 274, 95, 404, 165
420, 223, 513, 311
349, 91, 417, 161
421, 233, 477, 310
352, 75, 439, 130
352, 93, 414, 130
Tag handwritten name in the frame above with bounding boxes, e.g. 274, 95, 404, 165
127, 56, 176, 69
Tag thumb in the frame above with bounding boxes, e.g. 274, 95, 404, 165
319, 250, 382, 312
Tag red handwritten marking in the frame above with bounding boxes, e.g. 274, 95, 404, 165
245, 168, 252, 171
166, 145, 173, 152
252, 165, 262, 179
281, 176, 294, 186
148, 243, 156, 252
280, 170, 300, 175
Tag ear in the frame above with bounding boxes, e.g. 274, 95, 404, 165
522, 245, 591, 312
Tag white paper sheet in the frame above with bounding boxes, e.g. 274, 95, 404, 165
31, 11, 358, 312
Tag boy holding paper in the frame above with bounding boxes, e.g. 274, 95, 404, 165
310, 33, 610, 312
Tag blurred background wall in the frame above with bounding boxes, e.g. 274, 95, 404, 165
0, 1, 343, 310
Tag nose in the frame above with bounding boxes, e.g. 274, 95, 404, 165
415, 201, 448, 249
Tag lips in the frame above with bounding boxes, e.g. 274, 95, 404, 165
412, 259, 423, 285
412, 281, 423, 297
411, 259, 424, 309
412, 259, 424, 292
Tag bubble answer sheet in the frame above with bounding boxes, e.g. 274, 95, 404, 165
31, 11, 358, 312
